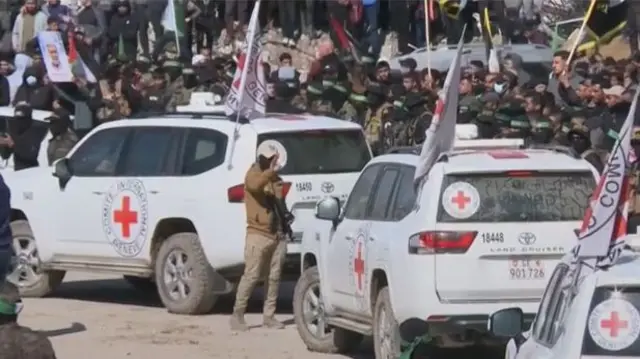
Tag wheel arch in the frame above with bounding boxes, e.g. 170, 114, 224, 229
370, 268, 389, 314
150, 217, 198, 266
10, 209, 28, 222
302, 252, 317, 271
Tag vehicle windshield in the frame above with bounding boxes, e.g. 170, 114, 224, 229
257, 130, 371, 175
582, 286, 640, 356
437, 171, 596, 222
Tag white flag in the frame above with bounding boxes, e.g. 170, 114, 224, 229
161, 0, 185, 36
224, 0, 266, 119
413, 26, 466, 184
574, 86, 640, 261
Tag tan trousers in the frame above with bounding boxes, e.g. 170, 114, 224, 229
233, 233, 287, 317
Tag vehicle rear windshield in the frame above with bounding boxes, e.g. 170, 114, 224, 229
437, 171, 595, 222
257, 130, 371, 175
582, 286, 640, 356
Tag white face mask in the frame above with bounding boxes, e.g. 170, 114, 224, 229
493, 83, 506, 94
400, 67, 410, 75
26, 76, 37, 86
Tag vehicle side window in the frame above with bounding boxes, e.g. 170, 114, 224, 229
390, 166, 416, 220
343, 164, 383, 220
368, 167, 400, 221
119, 127, 175, 176
532, 264, 570, 345
70, 128, 129, 177
180, 128, 228, 175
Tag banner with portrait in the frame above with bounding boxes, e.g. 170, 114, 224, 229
37, 31, 73, 83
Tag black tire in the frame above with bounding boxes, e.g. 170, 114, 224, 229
373, 287, 401, 359
154, 232, 218, 315
9, 220, 65, 297
123, 275, 156, 292
293, 266, 363, 353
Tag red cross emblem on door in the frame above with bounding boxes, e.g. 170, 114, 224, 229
353, 241, 365, 291
451, 190, 471, 210
113, 196, 138, 239
601, 311, 629, 337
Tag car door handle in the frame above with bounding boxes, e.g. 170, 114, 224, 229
149, 190, 160, 194
91, 191, 104, 195
345, 235, 355, 241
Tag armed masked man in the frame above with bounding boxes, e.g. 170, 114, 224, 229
231, 142, 293, 332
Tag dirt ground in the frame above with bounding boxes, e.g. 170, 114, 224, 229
20, 272, 498, 359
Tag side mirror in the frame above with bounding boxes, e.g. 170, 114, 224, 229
315, 197, 341, 221
399, 318, 430, 343
53, 158, 72, 182
488, 307, 525, 338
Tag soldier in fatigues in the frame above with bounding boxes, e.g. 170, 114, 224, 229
46, 110, 78, 165
309, 82, 334, 115
230, 143, 290, 332
0, 282, 57, 358
458, 76, 481, 124
169, 67, 198, 108
363, 83, 393, 155
399, 94, 431, 147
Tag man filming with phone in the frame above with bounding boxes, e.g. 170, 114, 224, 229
230, 141, 293, 332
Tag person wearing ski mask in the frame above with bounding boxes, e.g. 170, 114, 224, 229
12, 66, 54, 111
46, 108, 77, 165
0, 103, 40, 170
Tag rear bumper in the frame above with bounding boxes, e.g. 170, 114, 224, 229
426, 313, 535, 335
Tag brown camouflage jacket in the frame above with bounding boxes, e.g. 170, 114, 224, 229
47, 130, 79, 166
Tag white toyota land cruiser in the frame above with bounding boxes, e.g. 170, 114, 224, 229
5, 112, 371, 314
292, 142, 598, 358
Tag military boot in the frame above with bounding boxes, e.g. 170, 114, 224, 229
263, 316, 285, 329
230, 312, 249, 332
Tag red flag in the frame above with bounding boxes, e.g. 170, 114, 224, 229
67, 31, 78, 64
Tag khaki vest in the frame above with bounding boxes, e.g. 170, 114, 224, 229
97, 79, 131, 121
364, 103, 392, 145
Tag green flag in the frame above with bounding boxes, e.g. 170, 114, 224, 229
117, 34, 127, 61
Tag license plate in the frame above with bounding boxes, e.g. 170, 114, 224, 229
509, 258, 546, 280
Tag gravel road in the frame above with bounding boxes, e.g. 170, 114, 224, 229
19, 272, 502, 359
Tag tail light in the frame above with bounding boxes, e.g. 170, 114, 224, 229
408, 231, 477, 254
227, 182, 292, 203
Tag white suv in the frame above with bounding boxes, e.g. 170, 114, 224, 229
293, 142, 597, 358
5, 112, 371, 314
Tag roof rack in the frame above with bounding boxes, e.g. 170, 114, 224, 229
128, 111, 250, 123
523, 143, 580, 159
385, 146, 421, 155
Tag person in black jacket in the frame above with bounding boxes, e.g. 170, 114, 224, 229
0, 103, 41, 171
107, 0, 148, 61
12, 66, 55, 111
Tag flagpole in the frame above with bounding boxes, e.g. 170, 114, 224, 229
227, 0, 263, 170
567, 0, 597, 66
424, 0, 432, 78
